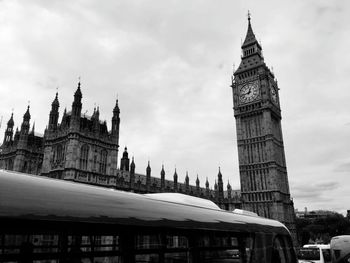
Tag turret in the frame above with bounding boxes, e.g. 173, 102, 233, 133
92, 106, 100, 133
3, 113, 14, 145
14, 127, 20, 142
173, 168, 178, 192
196, 175, 200, 195
205, 177, 210, 198
130, 157, 135, 190
217, 167, 224, 201
120, 147, 130, 171
112, 99, 120, 138
227, 180, 232, 199
185, 172, 189, 193
146, 161, 151, 191
48, 92, 59, 130
160, 165, 165, 191
71, 81, 82, 129
20, 106, 31, 135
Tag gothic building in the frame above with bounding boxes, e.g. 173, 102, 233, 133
231, 14, 297, 238
0, 81, 241, 210
0, 107, 43, 174
41, 82, 120, 182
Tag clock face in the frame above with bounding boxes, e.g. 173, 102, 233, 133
270, 87, 278, 104
239, 82, 259, 103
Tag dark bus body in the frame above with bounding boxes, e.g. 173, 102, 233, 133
0, 170, 297, 262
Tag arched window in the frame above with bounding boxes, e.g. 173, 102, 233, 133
93, 151, 98, 171
80, 144, 89, 170
8, 159, 13, 170
56, 144, 63, 163
99, 150, 108, 174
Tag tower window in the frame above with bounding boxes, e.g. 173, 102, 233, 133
56, 144, 63, 163
80, 144, 89, 170
99, 150, 108, 174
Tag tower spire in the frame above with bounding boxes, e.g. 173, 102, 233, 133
234, 12, 264, 75
242, 11, 258, 48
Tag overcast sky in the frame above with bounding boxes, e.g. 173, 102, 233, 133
0, 0, 349, 215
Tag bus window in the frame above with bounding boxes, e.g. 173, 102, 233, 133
196, 234, 254, 263
272, 236, 287, 263
165, 235, 189, 263
134, 234, 190, 263
166, 235, 188, 249
135, 234, 162, 250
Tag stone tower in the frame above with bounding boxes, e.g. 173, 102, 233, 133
231, 14, 296, 239
41, 82, 120, 181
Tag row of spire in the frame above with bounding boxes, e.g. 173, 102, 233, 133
121, 147, 232, 191
47, 81, 120, 135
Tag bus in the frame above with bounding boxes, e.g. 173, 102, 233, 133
330, 235, 350, 263
0, 170, 297, 263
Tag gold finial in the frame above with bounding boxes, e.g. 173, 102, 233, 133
247, 10, 251, 21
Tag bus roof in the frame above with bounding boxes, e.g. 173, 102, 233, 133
144, 192, 221, 210
0, 170, 289, 234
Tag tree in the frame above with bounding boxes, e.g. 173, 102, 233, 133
296, 212, 350, 246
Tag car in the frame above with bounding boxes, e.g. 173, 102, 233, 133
298, 244, 331, 263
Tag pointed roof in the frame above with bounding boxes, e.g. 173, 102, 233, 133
52, 92, 59, 107
23, 105, 31, 120
130, 156, 135, 169
146, 161, 151, 172
205, 177, 209, 188
74, 81, 82, 99
173, 168, 178, 178
161, 165, 165, 177
7, 113, 14, 126
113, 99, 120, 115
122, 147, 128, 158
242, 11, 258, 48
218, 167, 222, 179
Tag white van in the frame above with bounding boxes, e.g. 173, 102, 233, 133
298, 244, 331, 263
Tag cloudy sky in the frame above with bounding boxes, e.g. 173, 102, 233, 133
0, 0, 349, 214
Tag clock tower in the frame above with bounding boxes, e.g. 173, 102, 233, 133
231, 14, 296, 239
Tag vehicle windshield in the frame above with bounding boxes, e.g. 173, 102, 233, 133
298, 248, 320, 260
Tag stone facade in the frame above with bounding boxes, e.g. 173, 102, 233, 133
41, 82, 120, 182
231, 15, 297, 240
0, 108, 43, 174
